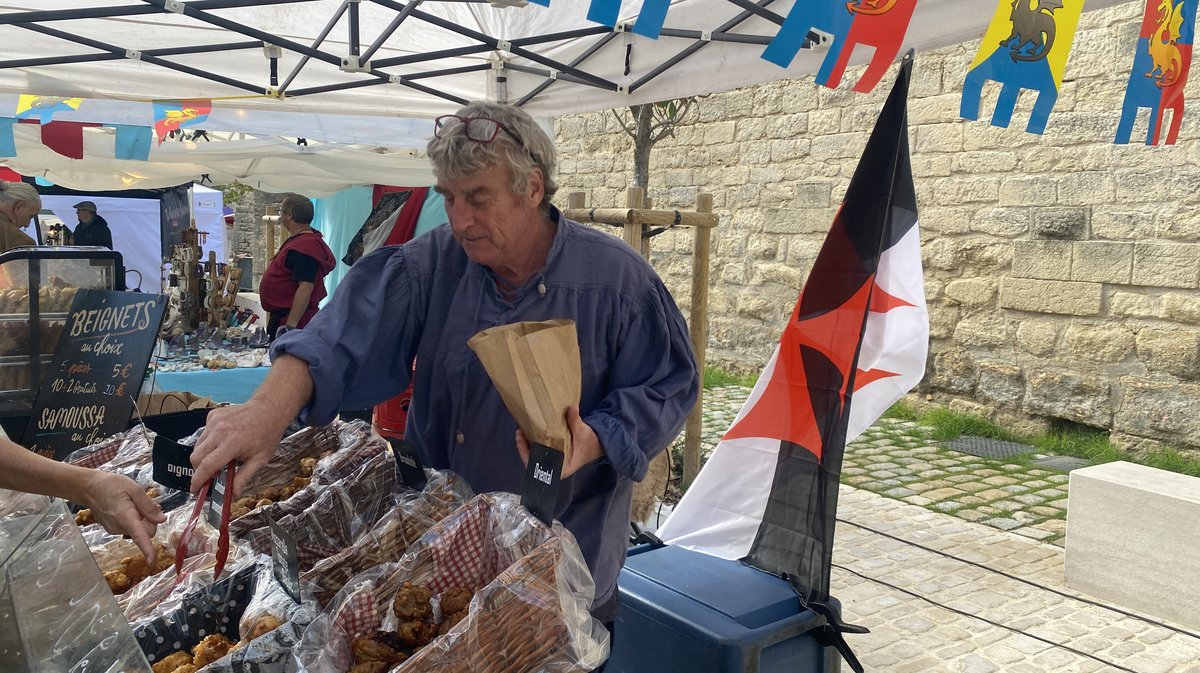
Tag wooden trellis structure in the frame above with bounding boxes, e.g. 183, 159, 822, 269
565, 188, 716, 487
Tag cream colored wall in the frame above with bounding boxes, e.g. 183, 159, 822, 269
555, 4, 1200, 452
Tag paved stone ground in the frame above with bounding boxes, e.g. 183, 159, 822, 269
660, 385, 1200, 672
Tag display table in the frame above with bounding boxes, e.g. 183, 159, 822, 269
147, 367, 269, 404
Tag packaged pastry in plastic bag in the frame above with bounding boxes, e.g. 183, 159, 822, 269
131, 555, 320, 673
67, 426, 195, 524
131, 561, 260, 672
295, 493, 609, 673
228, 421, 388, 541
303, 470, 473, 607
65, 424, 156, 471
88, 503, 252, 623
238, 447, 397, 572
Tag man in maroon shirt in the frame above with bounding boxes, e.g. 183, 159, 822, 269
258, 193, 336, 341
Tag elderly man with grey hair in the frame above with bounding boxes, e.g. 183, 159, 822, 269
190, 102, 699, 641
0, 181, 40, 253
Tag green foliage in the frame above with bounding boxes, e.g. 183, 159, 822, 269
912, 406, 1200, 476
1029, 428, 1118, 463
881, 401, 918, 421
920, 408, 1017, 443
217, 182, 253, 204
702, 367, 758, 389
1136, 446, 1200, 478
653, 99, 686, 121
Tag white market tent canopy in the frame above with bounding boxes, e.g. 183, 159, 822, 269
0, 0, 1135, 193
0, 115, 435, 195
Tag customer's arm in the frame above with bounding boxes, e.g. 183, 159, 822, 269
0, 437, 165, 561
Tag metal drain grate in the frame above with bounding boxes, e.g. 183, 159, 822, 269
945, 436, 1036, 459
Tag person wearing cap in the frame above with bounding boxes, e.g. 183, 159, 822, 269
71, 200, 113, 249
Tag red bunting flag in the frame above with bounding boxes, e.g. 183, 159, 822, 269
18, 119, 100, 159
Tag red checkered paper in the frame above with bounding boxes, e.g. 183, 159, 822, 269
296, 493, 609, 673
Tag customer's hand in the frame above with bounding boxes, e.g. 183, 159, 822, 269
75, 471, 166, 563
515, 406, 605, 479
191, 401, 289, 497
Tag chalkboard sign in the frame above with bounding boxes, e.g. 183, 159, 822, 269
23, 290, 166, 459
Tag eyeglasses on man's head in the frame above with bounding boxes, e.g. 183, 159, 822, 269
434, 115, 526, 150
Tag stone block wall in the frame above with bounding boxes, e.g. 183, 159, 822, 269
226, 189, 288, 288
553, 4, 1200, 452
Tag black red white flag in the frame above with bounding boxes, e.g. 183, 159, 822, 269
658, 56, 926, 604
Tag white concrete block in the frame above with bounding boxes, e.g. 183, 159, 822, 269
1065, 461, 1200, 630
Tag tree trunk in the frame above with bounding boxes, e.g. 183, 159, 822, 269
631, 104, 653, 190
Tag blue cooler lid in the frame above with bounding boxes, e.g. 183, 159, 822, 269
623, 544, 803, 630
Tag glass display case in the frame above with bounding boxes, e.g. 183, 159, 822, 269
0, 489, 152, 672
0, 247, 125, 419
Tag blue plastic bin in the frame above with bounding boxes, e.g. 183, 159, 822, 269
606, 544, 838, 673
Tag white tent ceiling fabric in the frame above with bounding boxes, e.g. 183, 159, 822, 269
0, 0, 1136, 117
0, 0, 1134, 193
0, 121, 434, 196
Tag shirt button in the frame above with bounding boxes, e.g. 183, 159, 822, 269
456, 431, 465, 444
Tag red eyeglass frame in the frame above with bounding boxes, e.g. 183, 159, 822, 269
434, 115, 526, 149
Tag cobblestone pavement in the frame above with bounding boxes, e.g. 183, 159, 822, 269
664, 386, 1200, 672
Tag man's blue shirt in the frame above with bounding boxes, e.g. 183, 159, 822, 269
274, 207, 699, 608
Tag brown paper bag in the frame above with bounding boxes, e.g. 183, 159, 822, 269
467, 319, 581, 462
136, 391, 219, 416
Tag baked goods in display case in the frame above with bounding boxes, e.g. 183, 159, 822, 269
0, 246, 124, 416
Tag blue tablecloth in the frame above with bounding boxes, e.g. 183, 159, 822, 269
147, 367, 270, 404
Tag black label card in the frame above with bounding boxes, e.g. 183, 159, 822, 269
268, 518, 301, 603
205, 467, 228, 530
520, 442, 562, 527
387, 438, 427, 490
152, 435, 195, 492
